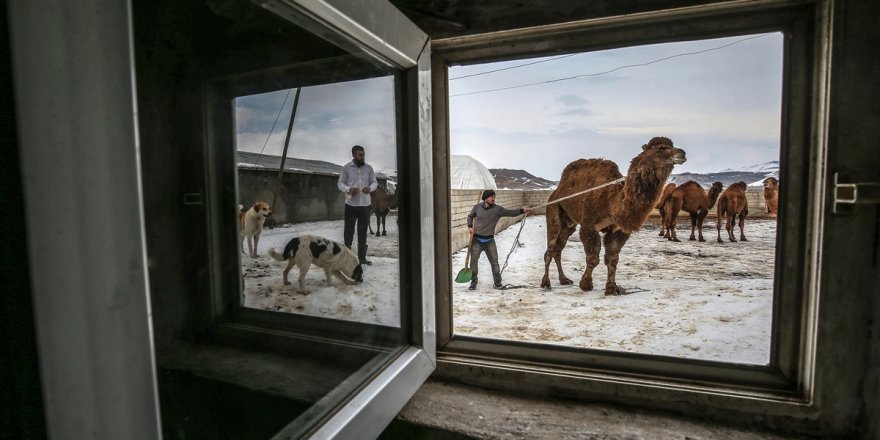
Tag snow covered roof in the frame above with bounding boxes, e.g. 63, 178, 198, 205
450, 155, 497, 190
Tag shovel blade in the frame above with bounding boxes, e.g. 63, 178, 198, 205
454, 268, 472, 283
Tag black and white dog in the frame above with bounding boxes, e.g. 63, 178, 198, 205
268, 235, 363, 293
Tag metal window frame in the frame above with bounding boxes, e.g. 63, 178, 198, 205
200, 1, 436, 438
431, 0, 831, 417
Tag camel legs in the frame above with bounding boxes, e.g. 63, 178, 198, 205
602, 230, 630, 295
665, 199, 682, 242
726, 214, 737, 242
657, 205, 667, 237
688, 212, 698, 241
695, 209, 708, 241
541, 205, 576, 288
578, 226, 602, 292
738, 209, 748, 241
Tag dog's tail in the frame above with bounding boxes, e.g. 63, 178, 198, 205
268, 247, 285, 262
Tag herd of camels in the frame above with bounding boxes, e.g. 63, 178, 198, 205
540, 136, 779, 296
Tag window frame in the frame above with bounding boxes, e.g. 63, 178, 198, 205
196, 0, 436, 437
431, 0, 830, 409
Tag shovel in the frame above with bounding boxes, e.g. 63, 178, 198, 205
455, 218, 476, 283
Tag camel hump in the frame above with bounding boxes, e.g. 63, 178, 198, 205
677, 181, 701, 190
559, 159, 621, 181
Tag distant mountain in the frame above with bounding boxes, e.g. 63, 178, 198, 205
669, 161, 779, 188
489, 160, 779, 191
490, 168, 558, 190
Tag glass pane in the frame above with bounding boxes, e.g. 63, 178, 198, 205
135, 0, 412, 437
235, 76, 400, 328
449, 33, 782, 365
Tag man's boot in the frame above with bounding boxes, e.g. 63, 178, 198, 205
358, 244, 372, 265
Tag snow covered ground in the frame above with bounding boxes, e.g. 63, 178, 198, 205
241, 214, 776, 366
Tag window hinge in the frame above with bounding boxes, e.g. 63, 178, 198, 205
833, 173, 880, 214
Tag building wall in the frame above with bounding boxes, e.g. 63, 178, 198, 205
238, 168, 391, 224
450, 189, 552, 252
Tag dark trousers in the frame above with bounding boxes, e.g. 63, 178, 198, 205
344, 204, 371, 249
469, 239, 501, 285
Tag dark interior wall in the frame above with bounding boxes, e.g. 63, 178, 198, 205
831, 1, 880, 438
0, 0, 46, 437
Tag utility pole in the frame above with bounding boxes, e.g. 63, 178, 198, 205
269, 87, 301, 227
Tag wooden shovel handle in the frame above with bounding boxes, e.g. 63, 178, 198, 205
463, 221, 475, 267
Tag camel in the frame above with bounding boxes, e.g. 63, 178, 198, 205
369, 185, 399, 236
716, 181, 749, 242
655, 182, 676, 237
662, 181, 723, 242
541, 136, 687, 295
763, 177, 779, 215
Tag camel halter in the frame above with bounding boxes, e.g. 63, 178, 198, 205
497, 176, 627, 281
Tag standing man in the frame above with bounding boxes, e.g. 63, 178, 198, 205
467, 190, 533, 290
338, 145, 378, 265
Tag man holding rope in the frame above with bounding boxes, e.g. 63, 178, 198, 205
467, 190, 533, 290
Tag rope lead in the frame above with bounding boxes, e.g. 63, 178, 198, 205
498, 176, 626, 275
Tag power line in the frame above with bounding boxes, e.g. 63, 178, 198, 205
450, 33, 773, 97
255, 88, 293, 165
449, 53, 578, 80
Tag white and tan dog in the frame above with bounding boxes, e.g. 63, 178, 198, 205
240, 201, 272, 257
268, 235, 364, 293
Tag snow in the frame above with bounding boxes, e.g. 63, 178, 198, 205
241, 214, 776, 366
241, 219, 402, 327
721, 160, 779, 174
450, 155, 497, 189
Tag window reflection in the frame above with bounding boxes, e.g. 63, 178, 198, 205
234, 77, 401, 327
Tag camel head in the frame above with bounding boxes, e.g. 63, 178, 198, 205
640, 136, 687, 166
763, 177, 779, 190
628, 137, 687, 183
707, 181, 723, 209
615, 137, 687, 233
708, 182, 723, 199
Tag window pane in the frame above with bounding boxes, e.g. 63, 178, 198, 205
235, 76, 401, 328
449, 33, 782, 365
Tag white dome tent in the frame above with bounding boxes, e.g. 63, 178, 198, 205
450, 155, 497, 190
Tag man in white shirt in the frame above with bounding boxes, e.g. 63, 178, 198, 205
337, 145, 378, 265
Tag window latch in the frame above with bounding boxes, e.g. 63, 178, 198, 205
833, 173, 880, 214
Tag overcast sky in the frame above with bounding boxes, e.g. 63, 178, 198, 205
235, 32, 782, 180
449, 32, 783, 179
235, 76, 398, 175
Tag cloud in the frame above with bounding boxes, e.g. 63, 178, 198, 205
558, 108, 593, 117
556, 94, 589, 106
234, 76, 399, 173
448, 33, 784, 175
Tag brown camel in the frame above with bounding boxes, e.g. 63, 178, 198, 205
763, 177, 779, 215
663, 181, 723, 242
656, 182, 676, 237
369, 185, 399, 236
716, 181, 749, 242
541, 137, 687, 295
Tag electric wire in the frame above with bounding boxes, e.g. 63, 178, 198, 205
450, 34, 773, 97
255, 88, 293, 166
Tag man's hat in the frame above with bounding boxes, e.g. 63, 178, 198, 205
482, 189, 496, 201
